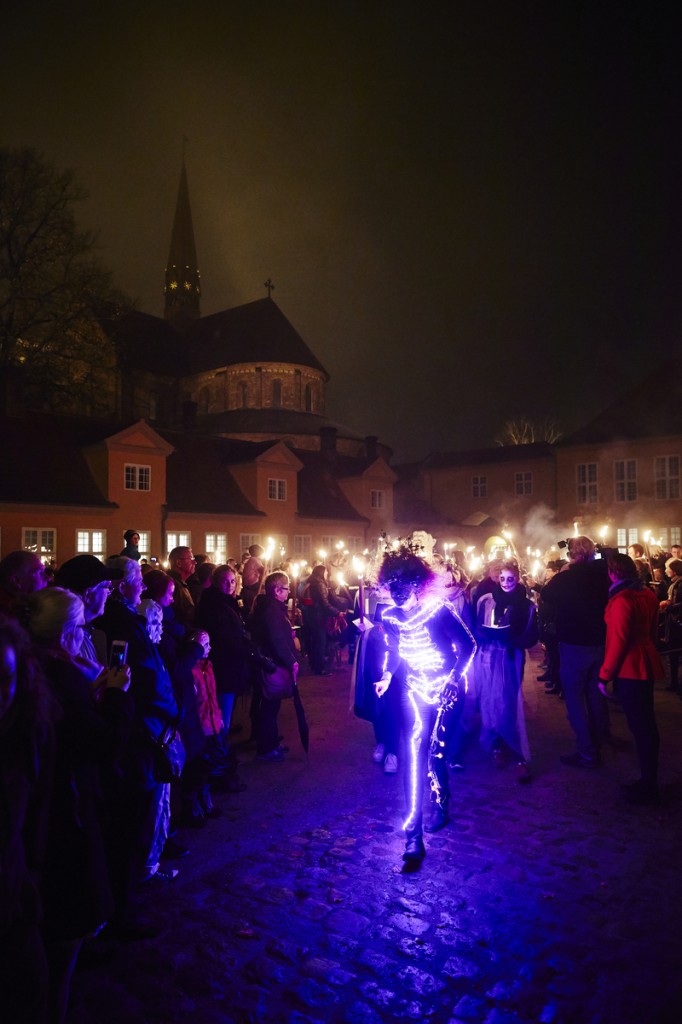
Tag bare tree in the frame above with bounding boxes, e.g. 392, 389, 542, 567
0, 147, 129, 415
495, 415, 562, 446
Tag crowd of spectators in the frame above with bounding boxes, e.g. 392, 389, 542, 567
1, 528, 679, 1018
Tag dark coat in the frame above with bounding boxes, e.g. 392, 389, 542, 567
541, 560, 610, 646
39, 654, 133, 940
196, 586, 254, 695
250, 595, 298, 671
97, 596, 179, 789
157, 606, 206, 762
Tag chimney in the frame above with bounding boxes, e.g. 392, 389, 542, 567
364, 435, 378, 461
182, 400, 198, 431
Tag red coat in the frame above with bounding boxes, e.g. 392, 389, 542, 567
599, 584, 664, 683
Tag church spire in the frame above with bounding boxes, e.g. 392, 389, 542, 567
164, 157, 201, 329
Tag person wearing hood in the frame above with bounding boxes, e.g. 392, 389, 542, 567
472, 560, 537, 782
598, 553, 664, 805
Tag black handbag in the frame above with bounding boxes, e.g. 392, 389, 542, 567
151, 724, 186, 782
260, 664, 294, 700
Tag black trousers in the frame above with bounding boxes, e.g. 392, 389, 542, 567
614, 678, 660, 788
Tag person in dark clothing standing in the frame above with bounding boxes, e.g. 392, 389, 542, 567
119, 530, 141, 561
542, 536, 611, 769
249, 572, 299, 762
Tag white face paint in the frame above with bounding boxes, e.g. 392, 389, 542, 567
498, 571, 518, 593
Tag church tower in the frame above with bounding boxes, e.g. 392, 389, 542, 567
164, 160, 201, 330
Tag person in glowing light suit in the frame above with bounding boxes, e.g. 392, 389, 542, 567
374, 548, 476, 862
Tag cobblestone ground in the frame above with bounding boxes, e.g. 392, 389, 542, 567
68, 651, 682, 1024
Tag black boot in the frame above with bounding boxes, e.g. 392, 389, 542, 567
403, 831, 425, 861
424, 805, 450, 833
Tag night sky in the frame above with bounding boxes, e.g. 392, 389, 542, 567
2, 1, 680, 461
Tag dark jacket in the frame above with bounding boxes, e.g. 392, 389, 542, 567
541, 560, 610, 646
157, 606, 206, 762
250, 595, 299, 671
196, 586, 254, 695
40, 654, 133, 940
97, 596, 179, 788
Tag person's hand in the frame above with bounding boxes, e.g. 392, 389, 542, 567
660, 600, 670, 610
598, 678, 609, 698
374, 671, 392, 698
104, 666, 131, 692
292, 661, 299, 677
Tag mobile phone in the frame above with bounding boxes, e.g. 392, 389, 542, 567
150, 557, 158, 564
109, 640, 128, 669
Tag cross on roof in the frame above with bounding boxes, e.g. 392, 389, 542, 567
264, 277, 275, 299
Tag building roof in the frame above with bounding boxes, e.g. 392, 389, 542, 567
0, 414, 117, 507
195, 408, 362, 442
292, 449, 370, 523
420, 442, 554, 469
559, 360, 682, 446
158, 431, 266, 516
114, 298, 328, 379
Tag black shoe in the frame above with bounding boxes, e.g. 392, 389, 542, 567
536, 672, 551, 682
544, 684, 561, 695
403, 834, 426, 860
161, 838, 190, 860
424, 808, 449, 833
180, 809, 208, 829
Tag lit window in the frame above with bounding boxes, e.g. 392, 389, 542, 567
137, 532, 150, 559
472, 476, 487, 499
514, 471, 533, 496
577, 463, 597, 504
614, 460, 637, 502
670, 527, 681, 546
124, 464, 151, 491
166, 532, 191, 558
22, 528, 56, 563
205, 533, 228, 562
370, 489, 385, 509
294, 535, 312, 558
268, 478, 287, 501
240, 534, 261, 555
76, 530, 105, 559
655, 456, 680, 500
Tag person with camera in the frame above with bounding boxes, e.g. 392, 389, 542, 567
542, 535, 611, 769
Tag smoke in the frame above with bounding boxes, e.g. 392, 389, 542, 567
520, 503, 573, 556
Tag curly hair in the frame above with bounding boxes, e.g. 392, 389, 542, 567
377, 547, 436, 606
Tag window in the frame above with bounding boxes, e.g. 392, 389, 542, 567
614, 460, 637, 502
514, 471, 533, 496
136, 532, 150, 560
294, 535, 312, 559
305, 383, 314, 412
272, 380, 282, 407
472, 475, 487, 499
205, 533, 228, 562
670, 527, 681, 547
370, 489, 385, 509
655, 456, 680, 500
166, 532, 191, 558
320, 536, 337, 553
124, 464, 151, 491
76, 530, 105, 559
347, 537, 365, 553
22, 528, 56, 563
576, 463, 597, 504
616, 528, 627, 551
238, 381, 248, 407
628, 528, 639, 545
240, 534, 261, 556
268, 478, 287, 501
